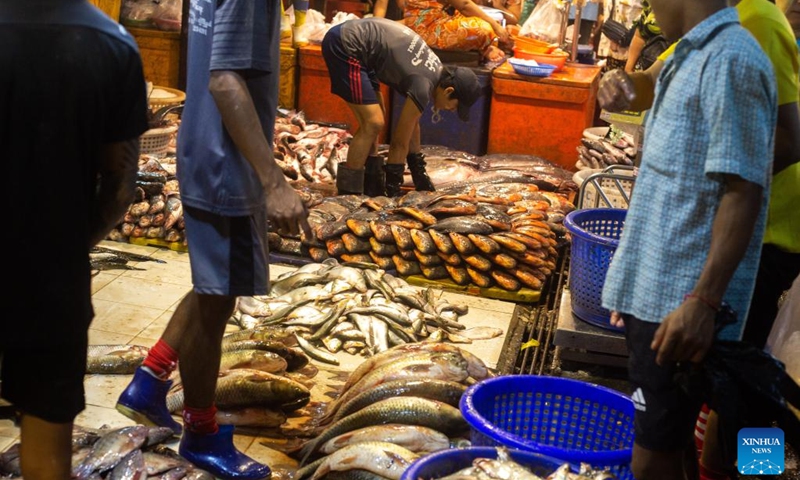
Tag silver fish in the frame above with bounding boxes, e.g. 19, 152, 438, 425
320, 424, 450, 454
108, 449, 146, 480
309, 441, 418, 480
73, 426, 148, 478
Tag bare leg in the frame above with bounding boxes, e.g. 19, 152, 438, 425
345, 103, 384, 170
19, 415, 72, 480
160, 291, 235, 408
632, 443, 690, 480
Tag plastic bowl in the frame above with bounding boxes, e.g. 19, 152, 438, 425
400, 446, 575, 480
511, 35, 557, 53
513, 47, 569, 71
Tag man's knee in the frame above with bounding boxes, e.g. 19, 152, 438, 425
359, 117, 385, 137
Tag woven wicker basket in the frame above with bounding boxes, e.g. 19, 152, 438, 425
148, 86, 185, 111
140, 125, 178, 155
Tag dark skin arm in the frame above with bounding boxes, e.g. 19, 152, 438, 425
388, 99, 423, 165
89, 138, 139, 247
651, 174, 763, 366
209, 70, 311, 238
373, 0, 388, 17
774, 102, 800, 174
597, 62, 660, 113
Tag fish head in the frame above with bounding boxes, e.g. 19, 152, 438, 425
430, 352, 470, 380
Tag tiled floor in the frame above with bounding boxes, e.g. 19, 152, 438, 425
0, 240, 518, 476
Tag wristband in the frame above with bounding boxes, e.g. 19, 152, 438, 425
684, 293, 720, 312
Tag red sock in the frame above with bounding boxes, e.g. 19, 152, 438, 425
699, 463, 731, 480
695, 403, 711, 458
142, 339, 179, 380
183, 405, 219, 435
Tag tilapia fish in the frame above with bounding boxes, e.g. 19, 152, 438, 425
166, 368, 310, 413
73, 426, 149, 479
86, 345, 149, 375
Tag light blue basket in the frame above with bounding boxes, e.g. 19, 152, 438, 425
508, 58, 557, 77
460, 375, 635, 480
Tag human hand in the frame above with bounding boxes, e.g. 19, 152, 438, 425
494, 25, 510, 45
651, 299, 716, 366
597, 69, 636, 112
265, 182, 312, 239
610, 311, 624, 328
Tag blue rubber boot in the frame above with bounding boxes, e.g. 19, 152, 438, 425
116, 367, 183, 435
179, 425, 271, 480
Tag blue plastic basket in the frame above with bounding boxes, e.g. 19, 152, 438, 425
401, 447, 575, 480
563, 208, 627, 332
460, 375, 634, 480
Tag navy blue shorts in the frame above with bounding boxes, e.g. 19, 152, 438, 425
183, 205, 270, 297
322, 23, 380, 105
624, 315, 704, 452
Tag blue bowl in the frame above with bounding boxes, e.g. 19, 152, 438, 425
400, 446, 575, 480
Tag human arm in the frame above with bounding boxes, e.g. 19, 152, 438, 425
449, 0, 510, 44
486, 0, 520, 25
89, 139, 140, 247
624, 29, 645, 72
597, 60, 661, 112
388, 99, 423, 165
774, 102, 800, 174
209, 70, 311, 237
651, 175, 763, 365
373, 0, 389, 18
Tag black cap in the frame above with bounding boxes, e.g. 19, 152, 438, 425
452, 67, 482, 122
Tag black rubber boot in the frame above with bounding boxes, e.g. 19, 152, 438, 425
363, 155, 386, 197
384, 164, 406, 197
335, 165, 365, 195
407, 152, 435, 191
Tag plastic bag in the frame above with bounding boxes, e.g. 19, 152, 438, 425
120, 0, 157, 28
766, 274, 800, 385
519, 0, 566, 43
152, 0, 182, 32
677, 341, 800, 467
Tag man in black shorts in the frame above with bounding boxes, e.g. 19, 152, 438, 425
322, 17, 482, 197
0, 1, 148, 478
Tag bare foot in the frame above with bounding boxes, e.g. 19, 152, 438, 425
483, 45, 505, 63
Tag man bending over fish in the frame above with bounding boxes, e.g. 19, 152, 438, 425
322, 17, 483, 197
116, 0, 311, 478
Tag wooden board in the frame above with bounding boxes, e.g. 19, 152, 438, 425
405, 275, 542, 304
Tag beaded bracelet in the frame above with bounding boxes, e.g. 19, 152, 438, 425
684, 293, 720, 312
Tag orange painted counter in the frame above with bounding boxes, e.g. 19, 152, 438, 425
487, 62, 602, 171
297, 45, 391, 143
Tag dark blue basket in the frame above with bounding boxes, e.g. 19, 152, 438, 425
563, 208, 627, 332
401, 447, 575, 480
460, 375, 634, 480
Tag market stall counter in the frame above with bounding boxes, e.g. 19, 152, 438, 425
487, 62, 602, 171
297, 44, 392, 143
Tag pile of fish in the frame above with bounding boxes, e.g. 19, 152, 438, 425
106, 111, 352, 246
161, 325, 315, 429
90, 245, 166, 275
274, 110, 351, 183
428, 447, 617, 480
0, 425, 213, 480
381, 146, 579, 195
575, 135, 636, 171
291, 343, 490, 480
269, 187, 572, 292
231, 259, 501, 361
106, 154, 185, 245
